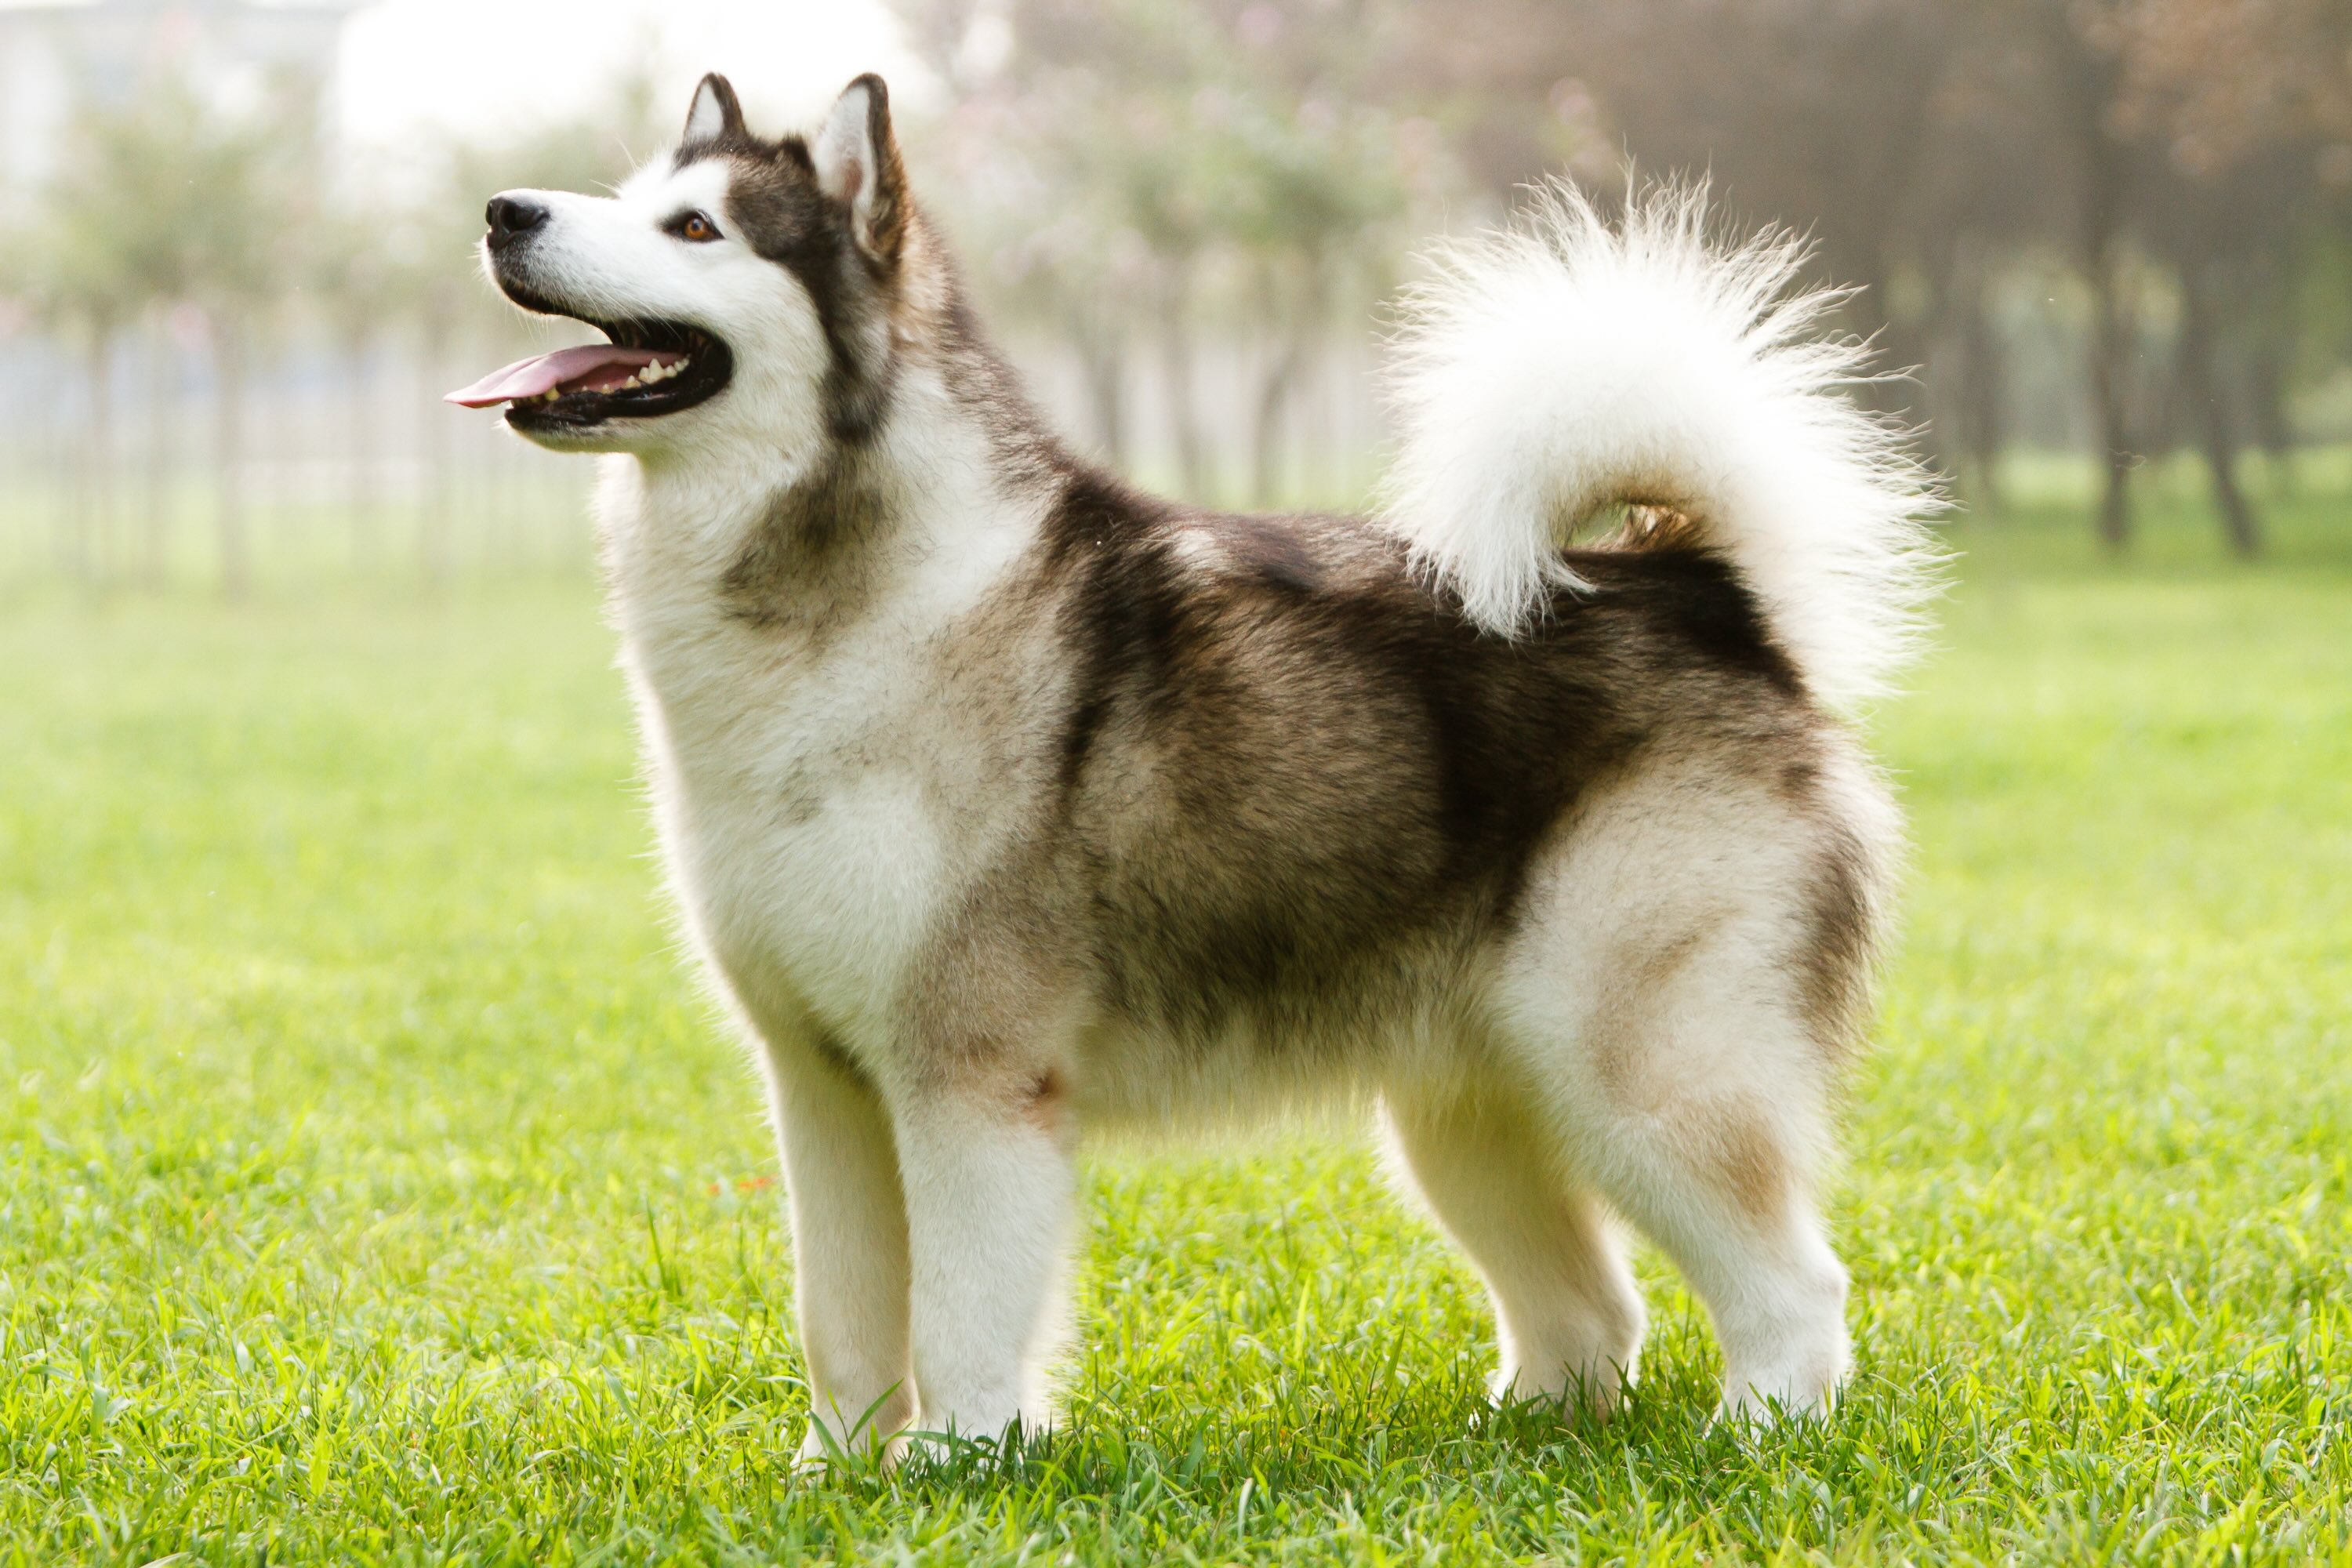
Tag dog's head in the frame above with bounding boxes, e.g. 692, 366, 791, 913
451, 73, 916, 458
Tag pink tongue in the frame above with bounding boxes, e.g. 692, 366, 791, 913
444, 344, 670, 407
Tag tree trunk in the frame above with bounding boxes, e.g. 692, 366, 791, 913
1153, 262, 1210, 501
145, 316, 175, 586
214, 313, 250, 601
2245, 332, 2293, 497
2087, 243, 2136, 551
419, 307, 453, 587
1853, 279, 1935, 434
2060, 23, 2137, 553
1250, 328, 1311, 507
1159, 327, 1208, 502
1076, 329, 1127, 471
346, 326, 376, 571
2176, 266, 2261, 558
1954, 264, 2005, 517
79, 326, 114, 590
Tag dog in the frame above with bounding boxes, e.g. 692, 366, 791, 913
448, 71, 1939, 1461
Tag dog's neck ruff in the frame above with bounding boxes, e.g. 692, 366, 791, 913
598, 354, 1056, 672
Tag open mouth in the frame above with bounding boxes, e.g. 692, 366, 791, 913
445, 318, 733, 430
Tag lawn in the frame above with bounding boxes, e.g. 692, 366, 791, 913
3, 484, 2350, 1565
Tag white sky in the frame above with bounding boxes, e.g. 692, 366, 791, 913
0, 1, 937, 201
336, 0, 927, 151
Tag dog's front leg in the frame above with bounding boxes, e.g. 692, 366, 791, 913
891, 1067, 1075, 1450
758, 1034, 916, 1466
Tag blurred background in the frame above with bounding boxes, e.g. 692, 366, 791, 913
2, 0, 2348, 594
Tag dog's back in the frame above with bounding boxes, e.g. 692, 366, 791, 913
1012, 476, 1875, 1101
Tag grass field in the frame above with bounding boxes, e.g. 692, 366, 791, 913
4, 486, 2350, 1565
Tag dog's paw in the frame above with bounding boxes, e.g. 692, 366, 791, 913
793, 1419, 906, 1478
1710, 1381, 1838, 1432
1489, 1359, 1634, 1424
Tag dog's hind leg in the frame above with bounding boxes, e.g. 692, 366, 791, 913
1494, 753, 1888, 1421
1566, 1073, 1851, 1423
1383, 1078, 1646, 1416
758, 1033, 916, 1466
1497, 920, 1857, 1421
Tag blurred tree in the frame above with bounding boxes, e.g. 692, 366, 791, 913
910, 53, 1149, 470
1376, 0, 2331, 550
1387, 0, 2049, 495
189, 83, 318, 602
1201, 85, 1408, 500
906, 0, 1435, 501
4, 125, 141, 587
2015, 0, 2161, 549
312, 210, 404, 569
2102, 0, 2352, 554
2115, 0, 2352, 167
20, 71, 319, 597
5, 0, 2344, 592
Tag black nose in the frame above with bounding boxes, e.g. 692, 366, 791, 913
485, 194, 550, 251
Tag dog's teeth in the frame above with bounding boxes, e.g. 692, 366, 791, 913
619, 373, 642, 390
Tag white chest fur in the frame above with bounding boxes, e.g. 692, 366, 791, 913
596, 449, 1043, 1059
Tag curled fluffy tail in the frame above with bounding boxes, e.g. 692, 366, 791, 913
1377, 181, 1944, 711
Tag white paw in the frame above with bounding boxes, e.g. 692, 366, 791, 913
1712, 1373, 1839, 1429
793, 1403, 910, 1475
1490, 1355, 1636, 1420
895, 1405, 1050, 1466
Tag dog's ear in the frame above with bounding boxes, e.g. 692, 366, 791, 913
684, 73, 746, 144
813, 74, 907, 267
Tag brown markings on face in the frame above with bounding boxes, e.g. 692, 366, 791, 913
707, 172, 1069, 637
691, 140, 902, 445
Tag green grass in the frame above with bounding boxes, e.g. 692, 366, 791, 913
3, 488, 2350, 1565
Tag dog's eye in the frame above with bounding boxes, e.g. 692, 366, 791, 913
668, 211, 720, 243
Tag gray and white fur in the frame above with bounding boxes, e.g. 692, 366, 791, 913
464, 72, 1942, 1461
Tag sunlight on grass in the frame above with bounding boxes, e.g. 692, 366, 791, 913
2, 493, 2349, 1563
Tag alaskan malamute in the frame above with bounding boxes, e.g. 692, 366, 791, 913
449, 72, 1938, 1461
